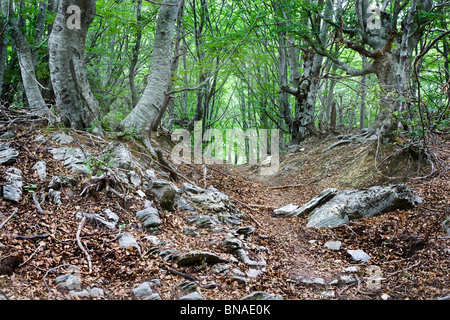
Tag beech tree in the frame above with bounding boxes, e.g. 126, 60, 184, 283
120, 0, 183, 154
1, 0, 53, 118
301, 0, 436, 139
48, 0, 102, 131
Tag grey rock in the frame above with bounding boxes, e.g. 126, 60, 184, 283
55, 274, 81, 290
246, 268, 264, 279
136, 190, 146, 198
185, 214, 220, 229
183, 227, 200, 237
150, 279, 161, 287
177, 251, 228, 266
0, 142, 19, 165
118, 233, 141, 253
48, 189, 62, 205
306, 185, 423, 228
132, 282, 153, 299
89, 287, 105, 297
0, 131, 14, 139
443, 217, 450, 235
181, 182, 206, 195
203, 281, 219, 289
76, 210, 118, 230
287, 144, 302, 153
128, 171, 141, 187
145, 293, 162, 300
145, 169, 157, 181
231, 276, 247, 285
232, 268, 245, 276
69, 289, 91, 297
32, 161, 47, 180
136, 207, 162, 229
274, 204, 299, 216
2, 168, 23, 202
222, 237, 243, 251
290, 188, 339, 217
347, 249, 371, 263
343, 266, 360, 273
339, 275, 357, 285
107, 143, 134, 170
69, 287, 104, 298
324, 241, 342, 251
151, 179, 181, 211
179, 292, 204, 300
146, 235, 161, 246
321, 290, 336, 299
178, 281, 198, 293
177, 197, 195, 211
48, 175, 77, 190
236, 225, 255, 237
211, 263, 229, 274
183, 184, 242, 225
52, 133, 74, 145
300, 277, 326, 285
49, 147, 89, 175
104, 209, 119, 223
34, 135, 46, 143
241, 291, 283, 300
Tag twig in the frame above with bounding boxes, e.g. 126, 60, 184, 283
230, 198, 263, 229
33, 193, 45, 214
0, 208, 18, 230
76, 217, 92, 274
166, 267, 198, 282
19, 241, 46, 267
268, 184, 303, 190
9, 233, 49, 240
387, 261, 421, 278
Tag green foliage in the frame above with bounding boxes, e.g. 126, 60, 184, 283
84, 154, 114, 177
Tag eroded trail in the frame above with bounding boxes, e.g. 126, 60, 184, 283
204, 164, 353, 299
1, 124, 448, 300
201, 157, 450, 300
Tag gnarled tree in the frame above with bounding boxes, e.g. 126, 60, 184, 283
303, 0, 436, 140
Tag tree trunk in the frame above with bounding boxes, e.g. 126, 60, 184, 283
48, 0, 101, 131
120, 0, 183, 153
151, 0, 185, 132
0, 24, 7, 95
129, 0, 142, 109
1, 0, 51, 117
359, 54, 367, 129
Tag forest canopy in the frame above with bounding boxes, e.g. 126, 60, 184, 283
0, 0, 449, 155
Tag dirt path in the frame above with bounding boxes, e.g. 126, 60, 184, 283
202, 157, 450, 300
204, 164, 352, 299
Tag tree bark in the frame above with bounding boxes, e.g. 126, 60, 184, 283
1, 0, 52, 117
129, 0, 143, 109
49, 0, 101, 131
120, 0, 183, 154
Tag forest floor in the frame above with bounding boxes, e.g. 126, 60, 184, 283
0, 120, 449, 300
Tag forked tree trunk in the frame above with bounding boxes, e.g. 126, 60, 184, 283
120, 0, 183, 153
48, 0, 101, 131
